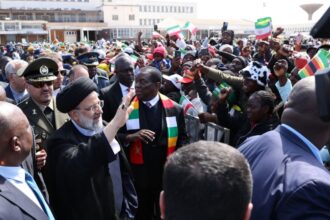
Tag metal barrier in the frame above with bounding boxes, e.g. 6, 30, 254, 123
204, 122, 230, 144
184, 114, 201, 143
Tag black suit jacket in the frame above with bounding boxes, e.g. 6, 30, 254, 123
5, 85, 29, 104
126, 98, 188, 190
4, 85, 14, 101
0, 175, 49, 220
45, 120, 137, 220
100, 80, 131, 146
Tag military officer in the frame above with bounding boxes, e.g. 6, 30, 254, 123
19, 57, 69, 200
77, 51, 110, 92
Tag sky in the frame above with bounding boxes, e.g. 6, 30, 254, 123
155, 0, 330, 24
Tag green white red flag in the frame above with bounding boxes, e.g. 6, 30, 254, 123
182, 21, 198, 35
166, 25, 181, 36
255, 17, 272, 40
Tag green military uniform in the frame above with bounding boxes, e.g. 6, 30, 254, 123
19, 57, 69, 201
19, 97, 69, 150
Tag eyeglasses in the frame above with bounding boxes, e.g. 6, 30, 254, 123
76, 100, 104, 112
28, 81, 53, 88
54, 70, 66, 76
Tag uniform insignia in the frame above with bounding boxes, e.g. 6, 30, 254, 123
40, 65, 49, 75
32, 109, 37, 115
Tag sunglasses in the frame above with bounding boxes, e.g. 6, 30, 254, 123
54, 70, 66, 76
29, 81, 53, 88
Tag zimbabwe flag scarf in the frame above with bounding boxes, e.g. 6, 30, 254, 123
126, 94, 178, 164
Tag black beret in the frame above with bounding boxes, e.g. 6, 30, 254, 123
56, 77, 97, 113
22, 57, 58, 82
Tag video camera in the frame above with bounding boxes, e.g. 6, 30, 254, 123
310, 6, 330, 122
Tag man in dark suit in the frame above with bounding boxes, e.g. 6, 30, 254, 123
124, 66, 188, 220
0, 101, 54, 220
19, 57, 69, 201
239, 76, 330, 220
4, 59, 29, 104
100, 53, 135, 123
100, 54, 135, 147
45, 77, 137, 220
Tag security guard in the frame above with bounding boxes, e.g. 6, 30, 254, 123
77, 52, 110, 92
19, 57, 69, 200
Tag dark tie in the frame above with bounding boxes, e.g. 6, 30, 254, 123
145, 102, 152, 108
25, 172, 55, 220
44, 106, 55, 127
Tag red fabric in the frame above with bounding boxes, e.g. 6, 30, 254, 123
153, 46, 166, 58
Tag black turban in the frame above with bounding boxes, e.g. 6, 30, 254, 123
56, 77, 97, 113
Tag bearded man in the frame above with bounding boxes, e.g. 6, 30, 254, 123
45, 77, 137, 220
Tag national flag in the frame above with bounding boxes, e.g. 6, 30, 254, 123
255, 17, 272, 40
298, 49, 330, 79
182, 21, 198, 35
166, 25, 181, 36
258, 17, 272, 23
179, 95, 197, 115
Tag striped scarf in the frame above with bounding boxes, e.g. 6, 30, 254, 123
126, 94, 178, 164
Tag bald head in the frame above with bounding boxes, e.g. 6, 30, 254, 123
115, 54, 133, 73
0, 101, 32, 166
69, 64, 89, 82
284, 76, 317, 115
282, 76, 330, 148
115, 54, 134, 87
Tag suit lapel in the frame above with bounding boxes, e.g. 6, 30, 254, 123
160, 104, 167, 142
113, 81, 123, 106
0, 176, 48, 220
5, 86, 15, 101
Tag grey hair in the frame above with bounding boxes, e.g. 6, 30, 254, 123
5, 60, 28, 79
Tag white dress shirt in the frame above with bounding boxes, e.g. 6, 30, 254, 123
119, 83, 130, 97
143, 95, 160, 108
0, 166, 43, 209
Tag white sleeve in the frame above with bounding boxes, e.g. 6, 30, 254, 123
109, 139, 121, 155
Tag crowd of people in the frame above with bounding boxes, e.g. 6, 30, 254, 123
0, 26, 330, 220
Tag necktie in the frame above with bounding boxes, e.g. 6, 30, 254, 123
44, 107, 55, 127
25, 172, 55, 220
145, 102, 152, 108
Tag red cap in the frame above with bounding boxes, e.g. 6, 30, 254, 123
153, 46, 166, 58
